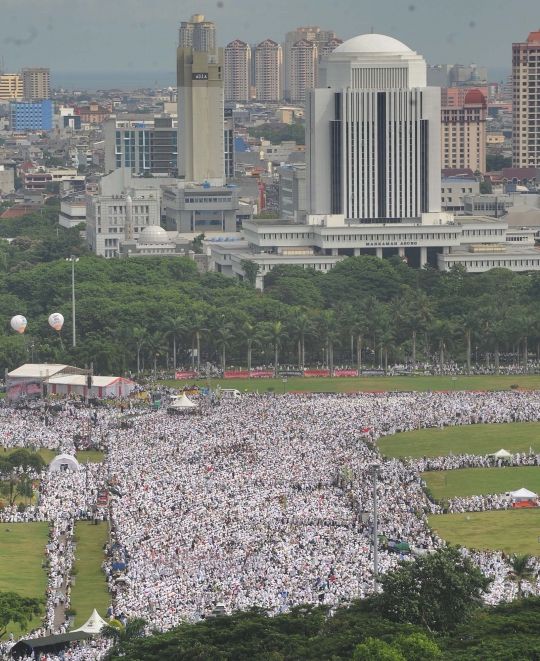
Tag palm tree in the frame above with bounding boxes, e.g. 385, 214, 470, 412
289, 312, 313, 371
506, 554, 535, 598
432, 320, 453, 376
406, 314, 426, 371
378, 328, 397, 376
146, 331, 168, 379
519, 316, 535, 375
319, 311, 341, 376
186, 315, 208, 374
130, 325, 147, 376
359, 296, 381, 367
102, 617, 147, 659
485, 320, 507, 375
351, 317, 369, 374
238, 321, 262, 375
458, 313, 477, 376
264, 321, 284, 376
164, 316, 185, 372
214, 322, 235, 373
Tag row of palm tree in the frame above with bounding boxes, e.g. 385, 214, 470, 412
127, 293, 540, 377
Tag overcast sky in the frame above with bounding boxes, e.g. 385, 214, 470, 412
0, 0, 536, 73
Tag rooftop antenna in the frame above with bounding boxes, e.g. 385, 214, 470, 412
371, 27, 374, 34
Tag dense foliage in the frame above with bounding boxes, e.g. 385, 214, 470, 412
109, 598, 540, 661
247, 123, 306, 145
0, 217, 538, 374
0, 592, 42, 639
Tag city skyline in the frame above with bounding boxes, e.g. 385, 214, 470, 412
0, 0, 537, 73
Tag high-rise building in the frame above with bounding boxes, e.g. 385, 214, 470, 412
224, 109, 235, 179
9, 100, 53, 131
103, 114, 178, 175
283, 27, 336, 101
21, 67, 50, 100
177, 21, 224, 182
0, 74, 23, 100
290, 39, 318, 103
307, 33, 441, 222
512, 30, 540, 167
179, 14, 216, 54
441, 89, 487, 172
255, 40, 282, 102
319, 38, 343, 59
224, 40, 251, 102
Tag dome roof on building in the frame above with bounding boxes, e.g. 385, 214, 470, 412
138, 225, 170, 244
333, 33, 412, 54
464, 89, 486, 105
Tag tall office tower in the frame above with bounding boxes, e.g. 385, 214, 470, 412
306, 33, 441, 220
512, 30, 540, 167
289, 40, 319, 103
224, 110, 235, 178
224, 40, 251, 102
250, 44, 258, 98
0, 74, 23, 100
441, 89, 487, 172
22, 67, 50, 100
177, 35, 224, 181
255, 40, 282, 102
179, 14, 216, 54
283, 27, 336, 100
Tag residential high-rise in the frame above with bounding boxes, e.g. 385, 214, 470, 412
177, 18, 224, 181
290, 39, 318, 103
179, 14, 216, 54
441, 89, 487, 172
319, 38, 343, 59
255, 40, 282, 102
0, 74, 23, 100
512, 30, 540, 167
307, 33, 441, 221
224, 40, 251, 102
22, 67, 50, 100
283, 26, 336, 101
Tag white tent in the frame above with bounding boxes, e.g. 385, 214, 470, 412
510, 488, 538, 499
71, 608, 108, 633
48, 454, 79, 472
169, 393, 197, 408
493, 449, 512, 458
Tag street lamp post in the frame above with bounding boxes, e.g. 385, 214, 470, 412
66, 255, 79, 346
371, 463, 381, 593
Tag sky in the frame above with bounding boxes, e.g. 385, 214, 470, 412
0, 0, 537, 73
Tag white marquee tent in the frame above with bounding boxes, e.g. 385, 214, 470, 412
49, 454, 80, 473
169, 393, 197, 408
493, 449, 512, 458
71, 609, 108, 634
510, 488, 538, 499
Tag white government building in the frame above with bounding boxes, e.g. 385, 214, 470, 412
209, 33, 540, 287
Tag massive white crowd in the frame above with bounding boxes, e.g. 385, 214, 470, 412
3, 390, 540, 658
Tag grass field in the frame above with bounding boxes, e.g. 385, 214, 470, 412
0, 523, 49, 638
429, 509, 540, 554
378, 422, 540, 460
70, 521, 110, 628
423, 466, 540, 500
2, 449, 104, 464
159, 374, 540, 393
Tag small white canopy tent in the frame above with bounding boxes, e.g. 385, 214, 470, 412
169, 393, 197, 408
493, 449, 512, 458
510, 488, 538, 499
48, 454, 79, 472
71, 609, 108, 633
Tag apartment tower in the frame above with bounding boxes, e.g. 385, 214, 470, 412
224, 40, 251, 102
179, 14, 216, 54
0, 74, 23, 100
512, 30, 540, 166
290, 40, 318, 103
255, 40, 282, 102
441, 89, 487, 172
22, 67, 50, 100
283, 27, 336, 101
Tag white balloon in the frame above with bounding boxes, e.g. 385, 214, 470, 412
48, 313, 64, 331
11, 315, 27, 334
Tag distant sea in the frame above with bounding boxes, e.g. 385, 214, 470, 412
50, 71, 176, 92
51, 67, 512, 94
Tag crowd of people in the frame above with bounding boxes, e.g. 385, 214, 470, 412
3, 390, 540, 657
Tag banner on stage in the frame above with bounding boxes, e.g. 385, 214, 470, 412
175, 371, 198, 380
304, 369, 330, 377
334, 369, 358, 377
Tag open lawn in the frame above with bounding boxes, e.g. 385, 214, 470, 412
70, 522, 110, 628
159, 374, 540, 393
0, 522, 49, 638
2, 449, 104, 464
423, 466, 540, 500
429, 508, 540, 555
378, 422, 540, 460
